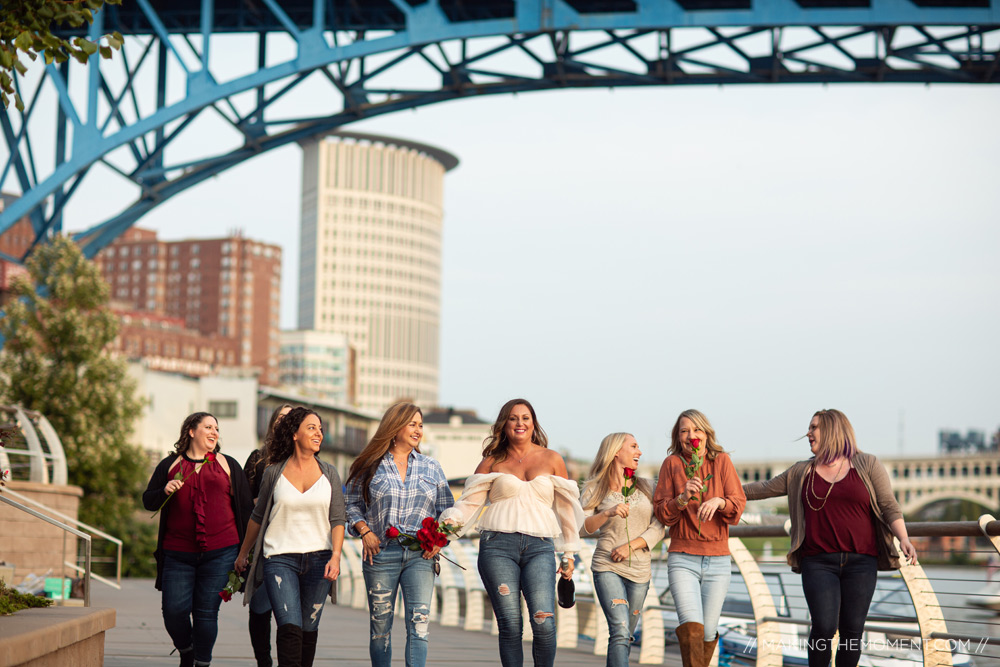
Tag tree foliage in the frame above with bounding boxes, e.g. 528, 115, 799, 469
0, 0, 124, 110
0, 235, 154, 576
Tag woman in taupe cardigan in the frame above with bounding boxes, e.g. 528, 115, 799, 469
743, 409, 917, 667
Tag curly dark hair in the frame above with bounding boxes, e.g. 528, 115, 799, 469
173, 412, 220, 456
267, 407, 322, 464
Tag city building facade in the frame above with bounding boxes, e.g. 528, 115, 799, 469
298, 132, 458, 413
278, 329, 356, 405
421, 407, 491, 481
95, 228, 282, 383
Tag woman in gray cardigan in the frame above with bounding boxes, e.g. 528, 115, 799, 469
235, 407, 346, 667
743, 409, 917, 667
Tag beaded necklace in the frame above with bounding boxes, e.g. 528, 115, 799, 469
805, 458, 847, 512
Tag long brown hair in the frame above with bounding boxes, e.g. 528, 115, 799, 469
481, 398, 548, 467
263, 404, 294, 457
173, 412, 220, 456
809, 409, 859, 464
669, 409, 724, 461
581, 432, 653, 511
346, 403, 422, 505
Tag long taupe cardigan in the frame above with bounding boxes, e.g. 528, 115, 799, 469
742, 452, 903, 572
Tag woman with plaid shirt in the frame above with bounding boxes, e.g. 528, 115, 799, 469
344, 403, 454, 667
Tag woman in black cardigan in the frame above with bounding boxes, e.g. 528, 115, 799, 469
142, 412, 253, 667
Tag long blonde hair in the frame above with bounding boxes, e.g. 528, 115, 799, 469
346, 402, 422, 504
810, 409, 859, 464
481, 398, 548, 466
669, 409, 725, 461
581, 432, 653, 511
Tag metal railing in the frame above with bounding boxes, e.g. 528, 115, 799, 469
0, 493, 92, 606
333, 516, 1000, 666
1, 487, 123, 590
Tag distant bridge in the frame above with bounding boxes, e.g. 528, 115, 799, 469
737, 452, 1000, 516
1, 0, 998, 262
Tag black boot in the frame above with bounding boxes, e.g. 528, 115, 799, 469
249, 610, 273, 667
177, 645, 195, 667
275, 623, 303, 667
301, 630, 318, 667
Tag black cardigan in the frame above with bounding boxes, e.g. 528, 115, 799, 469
142, 453, 254, 590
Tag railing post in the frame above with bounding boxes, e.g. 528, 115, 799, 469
896, 535, 952, 667
729, 535, 783, 667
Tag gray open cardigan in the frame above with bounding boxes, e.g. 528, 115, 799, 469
742, 451, 903, 573
241, 457, 346, 605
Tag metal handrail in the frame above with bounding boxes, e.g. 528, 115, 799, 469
0, 493, 92, 606
2, 487, 122, 587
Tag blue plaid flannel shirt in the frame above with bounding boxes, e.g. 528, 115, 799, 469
344, 450, 454, 542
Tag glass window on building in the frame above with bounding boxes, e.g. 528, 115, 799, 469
209, 401, 238, 418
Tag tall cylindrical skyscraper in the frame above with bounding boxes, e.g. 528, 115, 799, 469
298, 132, 458, 412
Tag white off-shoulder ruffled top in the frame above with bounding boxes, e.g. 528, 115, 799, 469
439, 473, 585, 555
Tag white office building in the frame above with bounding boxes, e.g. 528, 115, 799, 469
298, 132, 458, 413
278, 329, 355, 404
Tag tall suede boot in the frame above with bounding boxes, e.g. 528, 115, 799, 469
676, 622, 705, 667
301, 630, 319, 667
249, 611, 273, 667
275, 624, 303, 667
704, 633, 720, 667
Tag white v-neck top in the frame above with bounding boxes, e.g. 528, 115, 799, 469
263, 474, 333, 556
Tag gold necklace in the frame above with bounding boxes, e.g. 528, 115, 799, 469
805, 458, 847, 511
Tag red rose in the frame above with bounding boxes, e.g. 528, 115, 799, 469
219, 590, 232, 602
205, 452, 217, 462
623, 467, 635, 479
422, 517, 438, 530
435, 533, 449, 547
690, 438, 701, 450
386, 526, 400, 539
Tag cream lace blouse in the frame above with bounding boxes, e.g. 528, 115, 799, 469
439, 473, 585, 555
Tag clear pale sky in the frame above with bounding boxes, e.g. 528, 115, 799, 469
31, 42, 999, 463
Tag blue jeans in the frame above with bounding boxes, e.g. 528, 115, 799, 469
478, 530, 557, 667
262, 550, 333, 632
161, 544, 239, 664
800, 552, 878, 667
249, 585, 272, 614
593, 570, 649, 667
362, 541, 435, 667
667, 552, 731, 641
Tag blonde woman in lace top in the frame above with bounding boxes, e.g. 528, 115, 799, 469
581, 433, 665, 667
441, 399, 584, 667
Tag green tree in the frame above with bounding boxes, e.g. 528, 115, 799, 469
0, 234, 155, 576
1, 0, 123, 109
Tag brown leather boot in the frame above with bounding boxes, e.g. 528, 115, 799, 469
704, 632, 719, 667
676, 622, 705, 667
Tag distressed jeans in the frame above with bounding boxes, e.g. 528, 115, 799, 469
800, 552, 878, 667
161, 544, 239, 665
593, 570, 649, 667
667, 552, 731, 641
262, 550, 333, 632
477, 530, 558, 667
362, 541, 435, 667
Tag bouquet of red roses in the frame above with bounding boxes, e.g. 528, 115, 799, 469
219, 551, 251, 602
386, 517, 465, 571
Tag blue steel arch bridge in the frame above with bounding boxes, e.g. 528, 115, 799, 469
0, 0, 998, 261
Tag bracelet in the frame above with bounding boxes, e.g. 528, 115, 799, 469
358, 528, 371, 538
676, 494, 689, 508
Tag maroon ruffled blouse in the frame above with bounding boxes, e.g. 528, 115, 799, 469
163, 454, 240, 553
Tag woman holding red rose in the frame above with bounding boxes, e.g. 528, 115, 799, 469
344, 403, 454, 667
653, 410, 746, 667
142, 412, 253, 667
581, 432, 664, 667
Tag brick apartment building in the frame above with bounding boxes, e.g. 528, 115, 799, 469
94, 228, 282, 383
0, 194, 32, 300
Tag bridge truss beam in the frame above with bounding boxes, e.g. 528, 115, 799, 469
0, 0, 998, 257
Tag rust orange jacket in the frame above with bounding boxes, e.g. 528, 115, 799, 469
653, 451, 746, 556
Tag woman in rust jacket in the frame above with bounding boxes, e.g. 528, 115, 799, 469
653, 409, 745, 667
743, 409, 917, 667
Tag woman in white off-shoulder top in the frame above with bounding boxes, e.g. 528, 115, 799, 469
440, 398, 584, 667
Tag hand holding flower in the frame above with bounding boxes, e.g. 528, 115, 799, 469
604, 503, 629, 519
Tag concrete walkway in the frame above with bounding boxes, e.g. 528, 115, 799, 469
94, 579, 672, 666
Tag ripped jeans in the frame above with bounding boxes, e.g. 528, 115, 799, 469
477, 530, 557, 667
593, 570, 649, 667
362, 541, 435, 667
262, 550, 332, 632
